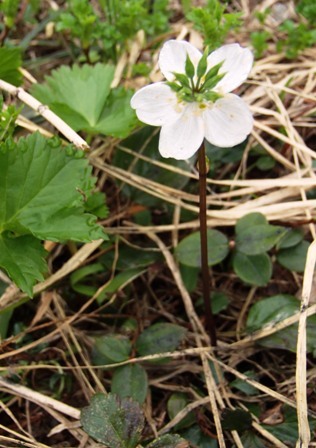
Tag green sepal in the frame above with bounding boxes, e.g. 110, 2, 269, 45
173, 72, 191, 89
204, 61, 224, 83
166, 81, 182, 92
197, 48, 208, 78
201, 72, 225, 91
185, 53, 195, 79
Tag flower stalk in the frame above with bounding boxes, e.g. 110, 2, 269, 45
198, 142, 217, 346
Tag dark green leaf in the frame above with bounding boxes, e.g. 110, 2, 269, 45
221, 409, 252, 432
181, 425, 218, 448
111, 364, 148, 404
246, 294, 297, 333
179, 264, 199, 292
175, 229, 229, 267
147, 434, 189, 448
167, 393, 196, 429
276, 228, 304, 250
0, 233, 46, 297
277, 240, 309, 272
70, 263, 104, 296
92, 335, 131, 366
96, 267, 146, 305
136, 323, 187, 358
240, 431, 266, 448
233, 252, 272, 286
0, 47, 22, 86
235, 212, 267, 235
81, 393, 144, 448
230, 371, 258, 396
246, 294, 316, 352
235, 224, 286, 255
262, 406, 316, 444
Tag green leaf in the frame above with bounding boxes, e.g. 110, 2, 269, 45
92, 335, 132, 366
0, 47, 22, 86
235, 224, 286, 255
233, 252, 272, 286
0, 133, 106, 243
240, 431, 266, 448
97, 267, 146, 305
147, 434, 189, 448
81, 393, 144, 448
221, 409, 252, 432
230, 371, 258, 396
277, 240, 309, 272
262, 406, 316, 445
247, 294, 298, 333
175, 229, 229, 268
136, 323, 187, 358
70, 263, 104, 296
0, 233, 46, 297
235, 212, 267, 234
167, 393, 196, 430
246, 294, 316, 353
31, 64, 136, 137
181, 425, 217, 448
276, 228, 304, 250
111, 364, 148, 404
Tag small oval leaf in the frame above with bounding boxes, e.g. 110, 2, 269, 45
136, 323, 187, 358
235, 224, 286, 255
175, 229, 229, 268
111, 364, 148, 404
92, 335, 131, 366
233, 251, 272, 286
277, 240, 309, 272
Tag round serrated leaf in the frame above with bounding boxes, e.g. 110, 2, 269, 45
235, 224, 286, 255
233, 251, 272, 286
276, 240, 309, 272
136, 323, 187, 358
92, 335, 131, 366
175, 229, 229, 268
81, 393, 144, 448
111, 364, 148, 404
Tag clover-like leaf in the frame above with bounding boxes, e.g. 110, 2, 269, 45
0, 132, 107, 294
31, 64, 136, 137
81, 393, 144, 448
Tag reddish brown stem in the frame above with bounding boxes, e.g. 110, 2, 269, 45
198, 142, 217, 346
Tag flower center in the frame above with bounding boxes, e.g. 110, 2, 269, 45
167, 53, 225, 105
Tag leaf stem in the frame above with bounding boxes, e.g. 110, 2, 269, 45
198, 141, 217, 346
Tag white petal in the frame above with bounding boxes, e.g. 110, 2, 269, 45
207, 44, 253, 93
203, 94, 253, 147
130, 82, 183, 126
159, 103, 204, 160
159, 40, 202, 82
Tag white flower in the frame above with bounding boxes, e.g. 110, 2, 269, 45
131, 40, 254, 160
